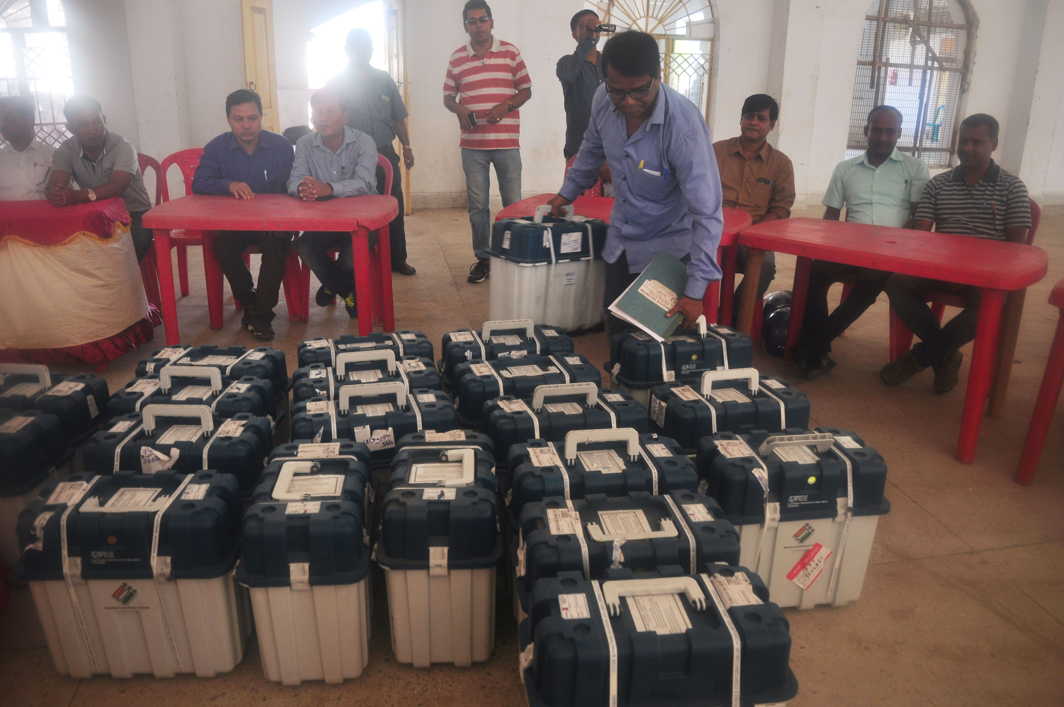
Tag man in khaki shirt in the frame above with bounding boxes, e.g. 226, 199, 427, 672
713, 94, 795, 318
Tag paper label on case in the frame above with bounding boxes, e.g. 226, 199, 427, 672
356, 403, 393, 417
215, 419, 246, 438
46, 481, 90, 506
490, 335, 522, 346
410, 463, 465, 484
156, 425, 203, 445
528, 445, 562, 468
714, 439, 754, 459
646, 442, 671, 458
577, 449, 625, 475
127, 379, 160, 395
46, 380, 86, 397
762, 378, 787, 390
172, 385, 212, 401
505, 365, 549, 377
469, 363, 494, 377
602, 393, 625, 403
304, 339, 331, 350
773, 445, 818, 464
649, 395, 667, 428
109, 419, 136, 434
626, 593, 692, 635
297, 442, 341, 457
545, 402, 583, 415
425, 429, 467, 442
366, 427, 396, 451
309, 368, 328, 380
347, 369, 383, 383
0, 415, 33, 434
558, 593, 591, 620
546, 508, 582, 535
711, 572, 763, 607
104, 487, 162, 511
501, 230, 511, 249
559, 231, 582, 253
400, 359, 427, 372
1, 382, 41, 398
498, 399, 529, 414
286, 501, 321, 515
306, 400, 334, 415
672, 385, 701, 402
192, 355, 239, 366
180, 484, 209, 501
835, 435, 861, 449
787, 542, 832, 590
708, 388, 751, 404
423, 487, 456, 501
683, 503, 714, 523
596, 509, 652, 538
246, 351, 267, 360
449, 331, 475, 343
286, 475, 344, 497
637, 279, 678, 312
415, 392, 437, 404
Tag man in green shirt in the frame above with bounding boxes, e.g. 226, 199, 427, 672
795, 105, 929, 378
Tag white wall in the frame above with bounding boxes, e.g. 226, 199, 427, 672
709, 0, 781, 144
1018, 0, 1064, 203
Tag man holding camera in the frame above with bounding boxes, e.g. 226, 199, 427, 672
557, 10, 610, 161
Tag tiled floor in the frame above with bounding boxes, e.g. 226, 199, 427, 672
3, 204, 1063, 705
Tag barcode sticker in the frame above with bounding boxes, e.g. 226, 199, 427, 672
714, 439, 754, 459
835, 435, 862, 449
578, 449, 625, 475
596, 509, 652, 538
528, 446, 562, 468
215, 419, 246, 438
286, 501, 321, 515
626, 593, 692, 635
558, 593, 591, 620
547, 508, 583, 535
298, 442, 341, 457
683, 503, 714, 523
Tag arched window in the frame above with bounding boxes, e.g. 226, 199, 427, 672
585, 1, 715, 117
847, 0, 971, 168
0, 0, 72, 147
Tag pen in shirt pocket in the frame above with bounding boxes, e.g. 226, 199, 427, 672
637, 159, 665, 177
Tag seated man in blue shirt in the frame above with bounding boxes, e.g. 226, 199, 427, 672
548, 30, 723, 333
192, 89, 294, 341
289, 89, 378, 318
795, 105, 929, 378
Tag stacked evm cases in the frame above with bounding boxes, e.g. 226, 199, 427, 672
488, 206, 609, 333
238, 449, 374, 685
608, 318, 753, 405
17, 471, 246, 678
376, 438, 500, 667
290, 333, 455, 467
1, 364, 109, 567
439, 318, 575, 390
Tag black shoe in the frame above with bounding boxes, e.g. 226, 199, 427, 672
393, 262, 417, 276
247, 319, 275, 341
880, 350, 928, 387
315, 286, 336, 307
801, 353, 837, 381
342, 293, 358, 319
933, 350, 963, 395
241, 308, 253, 330
467, 258, 490, 284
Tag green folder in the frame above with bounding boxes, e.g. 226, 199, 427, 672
607, 253, 688, 341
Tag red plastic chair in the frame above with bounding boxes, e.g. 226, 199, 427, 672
159, 148, 207, 298
137, 153, 163, 310
888, 199, 1041, 361
563, 155, 607, 197
292, 154, 394, 321
1015, 278, 1064, 484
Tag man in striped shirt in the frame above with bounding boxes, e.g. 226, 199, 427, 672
443, 0, 532, 283
881, 113, 1032, 394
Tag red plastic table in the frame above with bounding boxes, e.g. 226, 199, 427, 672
143, 194, 397, 344
735, 217, 1048, 463
494, 195, 751, 322
1015, 279, 1064, 484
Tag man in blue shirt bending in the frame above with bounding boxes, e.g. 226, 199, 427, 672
549, 30, 723, 333
289, 89, 378, 319
192, 89, 294, 341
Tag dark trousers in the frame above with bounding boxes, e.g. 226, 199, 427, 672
297, 231, 353, 297
213, 231, 290, 324
378, 145, 407, 267
798, 262, 890, 359
604, 252, 639, 340
733, 244, 776, 320
885, 274, 980, 367
130, 210, 153, 262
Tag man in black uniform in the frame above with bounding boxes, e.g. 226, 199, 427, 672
556, 9, 604, 160
329, 28, 416, 296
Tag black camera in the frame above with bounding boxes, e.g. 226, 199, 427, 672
595, 23, 617, 33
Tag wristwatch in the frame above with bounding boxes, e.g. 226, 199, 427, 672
86, 188, 97, 202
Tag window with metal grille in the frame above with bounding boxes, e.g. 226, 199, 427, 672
847, 0, 971, 168
1, 0, 72, 148
585, 1, 715, 117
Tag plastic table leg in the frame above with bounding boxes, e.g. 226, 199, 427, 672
956, 288, 1005, 463
351, 229, 375, 336
153, 229, 180, 345
1015, 312, 1064, 484
376, 226, 395, 331
785, 257, 812, 359
736, 249, 766, 336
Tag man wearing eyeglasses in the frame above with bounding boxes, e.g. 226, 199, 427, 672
443, 0, 532, 284
549, 30, 723, 333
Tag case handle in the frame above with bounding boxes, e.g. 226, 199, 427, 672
699, 367, 760, 396
601, 576, 706, 616
417, 448, 476, 487
0, 363, 51, 389
338, 380, 408, 412
482, 318, 536, 339
564, 427, 640, 463
335, 348, 398, 376
141, 403, 214, 435
531, 382, 599, 409
758, 431, 836, 457
586, 518, 678, 543
159, 364, 223, 392
271, 460, 317, 500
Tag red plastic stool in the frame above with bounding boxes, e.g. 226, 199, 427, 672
1015, 278, 1064, 485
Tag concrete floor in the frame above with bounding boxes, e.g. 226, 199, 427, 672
2, 204, 1064, 706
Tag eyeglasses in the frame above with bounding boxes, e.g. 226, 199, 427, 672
464, 16, 491, 26
605, 81, 655, 101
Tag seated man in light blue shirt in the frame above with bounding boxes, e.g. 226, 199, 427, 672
795, 105, 929, 378
548, 30, 723, 333
290, 89, 378, 319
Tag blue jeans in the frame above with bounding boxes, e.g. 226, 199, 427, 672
461, 148, 522, 259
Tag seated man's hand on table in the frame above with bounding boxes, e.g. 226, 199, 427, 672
228, 181, 255, 200
667, 296, 705, 329
297, 176, 333, 201
45, 184, 71, 207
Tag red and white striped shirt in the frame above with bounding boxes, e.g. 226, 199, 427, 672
443, 38, 531, 150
